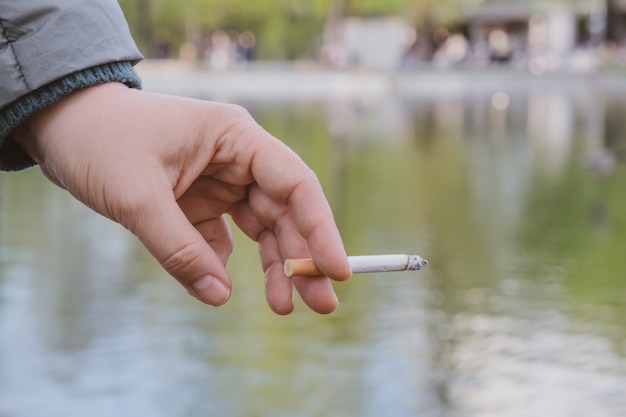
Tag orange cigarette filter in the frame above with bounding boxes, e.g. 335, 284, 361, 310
283, 258, 322, 277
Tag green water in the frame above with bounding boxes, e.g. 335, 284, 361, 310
2, 85, 626, 416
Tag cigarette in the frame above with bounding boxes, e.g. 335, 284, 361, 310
283, 254, 428, 277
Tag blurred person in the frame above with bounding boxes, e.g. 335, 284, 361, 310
432, 32, 470, 68
207, 30, 234, 70
153, 28, 172, 59
236, 31, 257, 63
488, 28, 512, 63
0, 1, 351, 314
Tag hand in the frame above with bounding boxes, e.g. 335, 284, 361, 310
14, 82, 351, 314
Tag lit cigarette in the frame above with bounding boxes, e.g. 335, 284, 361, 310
283, 254, 428, 277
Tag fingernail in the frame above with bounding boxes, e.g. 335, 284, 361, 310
192, 275, 230, 306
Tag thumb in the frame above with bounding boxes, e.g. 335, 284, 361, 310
129, 196, 232, 306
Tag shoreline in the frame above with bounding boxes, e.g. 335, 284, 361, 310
136, 59, 626, 100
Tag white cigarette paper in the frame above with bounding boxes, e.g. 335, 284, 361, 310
283, 254, 428, 277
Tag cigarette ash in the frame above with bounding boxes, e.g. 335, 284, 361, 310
407, 255, 428, 270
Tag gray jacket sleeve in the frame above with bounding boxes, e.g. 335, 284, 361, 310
0, 0, 144, 171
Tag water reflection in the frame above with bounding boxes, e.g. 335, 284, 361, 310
2, 78, 626, 416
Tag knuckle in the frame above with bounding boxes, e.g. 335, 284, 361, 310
106, 188, 155, 233
218, 103, 254, 127
160, 240, 205, 277
224, 103, 252, 118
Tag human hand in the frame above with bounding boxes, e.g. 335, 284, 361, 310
14, 82, 351, 314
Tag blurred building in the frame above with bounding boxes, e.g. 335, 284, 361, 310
462, 0, 608, 72
326, 0, 626, 72
321, 17, 414, 70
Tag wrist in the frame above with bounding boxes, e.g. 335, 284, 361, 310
0, 62, 141, 171
14, 82, 132, 165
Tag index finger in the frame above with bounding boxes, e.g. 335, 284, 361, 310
250, 136, 351, 281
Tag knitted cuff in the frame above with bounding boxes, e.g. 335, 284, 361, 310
0, 61, 142, 171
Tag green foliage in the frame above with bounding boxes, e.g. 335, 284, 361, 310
118, 0, 465, 59
347, 0, 412, 16
119, 0, 334, 58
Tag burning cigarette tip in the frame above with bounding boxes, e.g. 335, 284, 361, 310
407, 255, 428, 270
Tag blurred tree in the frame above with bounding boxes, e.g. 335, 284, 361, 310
120, 0, 335, 59
346, 0, 410, 16
119, 0, 153, 53
119, 0, 542, 60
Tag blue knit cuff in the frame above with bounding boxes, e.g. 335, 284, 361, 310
0, 61, 142, 171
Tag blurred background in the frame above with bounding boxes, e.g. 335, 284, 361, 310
3, 0, 626, 416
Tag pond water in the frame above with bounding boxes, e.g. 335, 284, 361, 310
2, 72, 626, 416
